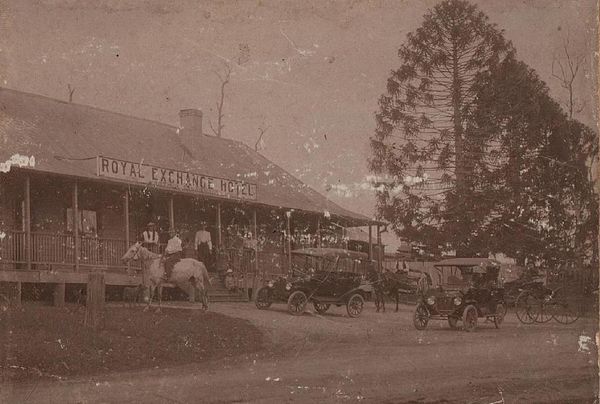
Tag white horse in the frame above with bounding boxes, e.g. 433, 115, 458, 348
121, 242, 211, 311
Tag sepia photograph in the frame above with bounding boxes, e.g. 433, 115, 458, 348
0, 0, 598, 402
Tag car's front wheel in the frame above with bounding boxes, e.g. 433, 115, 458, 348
346, 294, 364, 318
462, 305, 478, 332
255, 287, 272, 310
287, 291, 307, 316
413, 304, 430, 330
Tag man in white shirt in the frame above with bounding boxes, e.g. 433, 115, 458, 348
195, 223, 213, 270
163, 231, 182, 280
142, 222, 160, 250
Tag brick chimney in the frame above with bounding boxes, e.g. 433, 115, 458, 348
178, 109, 203, 145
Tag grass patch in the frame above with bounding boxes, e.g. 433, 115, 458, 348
0, 304, 264, 381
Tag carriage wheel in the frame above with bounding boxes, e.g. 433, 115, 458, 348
346, 294, 364, 318
255, 287, 272, 310
413, 304, 429, 330
287, 291, 307, 316
494, 303, 506, 329
448, 316, 459, 329
462, 305, 478, 332
313, 302, 331, 314
515, 291, 537, 324
533, 298, 553, 323
551, 289, 580, 325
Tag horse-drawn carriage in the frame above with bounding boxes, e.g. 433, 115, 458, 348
255, 248, 372, 317
413, 258, 506, 331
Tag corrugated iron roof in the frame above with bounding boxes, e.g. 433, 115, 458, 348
0, 88, 372, 224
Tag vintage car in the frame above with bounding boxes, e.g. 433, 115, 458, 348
413, 258, 506, 331
255, 248, 373, 317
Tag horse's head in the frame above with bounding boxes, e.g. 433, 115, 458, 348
122, 242, 143, 263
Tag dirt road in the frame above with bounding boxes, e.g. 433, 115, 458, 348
3, 303, 598, 403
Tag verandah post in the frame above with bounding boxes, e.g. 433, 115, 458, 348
168, 196, 175, 232
216, 202, 222, 247
124, 187, 130, 272
24, 175, 31, 270
368, 225, 373, 261
376, 224, 382, 272
73, 181, 80, 271
251, 209, 258, 301
286, 210, 292, 272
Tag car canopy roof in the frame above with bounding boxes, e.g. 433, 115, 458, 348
291, 248, 369, 260
434, 258, 500, 270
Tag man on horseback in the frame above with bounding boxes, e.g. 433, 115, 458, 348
163, 230, 182, 281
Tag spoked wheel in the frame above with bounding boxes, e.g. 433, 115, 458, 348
551, 289, 580, 324
313, 302, 331, 314
515, 291, 537, 324
552, 300, 580, 324
287, 291, 307, 316
494, 303, 506, 329
448, 316, 459, 329
413, 304, 430, 330
534, 298, 553, 323
346, 294, 364, 318
255, 287, 272, 310
462, 305, 478, 332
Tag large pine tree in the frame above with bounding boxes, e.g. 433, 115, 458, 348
370, 0, 598, 268
370, 0, 513, 256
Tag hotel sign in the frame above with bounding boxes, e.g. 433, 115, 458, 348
97, 156, 257, 201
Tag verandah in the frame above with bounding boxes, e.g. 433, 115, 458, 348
0, 170, 374, 280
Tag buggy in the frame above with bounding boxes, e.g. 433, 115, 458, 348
255, 248, 372, 317
413, 258, 506, 331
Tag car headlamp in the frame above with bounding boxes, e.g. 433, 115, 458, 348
285, 283, 292, 291
426, 296, 436, 306
453, 296, 462, 306
267, 281, 274, 288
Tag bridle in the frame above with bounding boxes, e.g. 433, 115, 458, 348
126, 243, 143, 262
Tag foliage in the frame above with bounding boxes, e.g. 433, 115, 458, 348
369, 0, 598, 268
471, 56, 598, 267
370, 0, 513, 256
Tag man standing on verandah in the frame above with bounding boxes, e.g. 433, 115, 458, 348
141, 222, 160, 251
194, 223, 213, 270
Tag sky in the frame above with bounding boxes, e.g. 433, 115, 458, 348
0, 0, 597, 248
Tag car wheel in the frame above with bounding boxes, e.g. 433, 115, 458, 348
313, 302, 331, 314
346, 294, 364, 318
287, 291, 307, 316
494, 303, 505, 328
413, 304, 429, 330
448, 316, 459, 329
462, 305, 478, 332
255, 287, 272, 310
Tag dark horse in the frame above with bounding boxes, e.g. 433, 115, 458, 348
368, 270, 430, 312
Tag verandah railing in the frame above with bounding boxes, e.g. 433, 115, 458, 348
0, 231, 284, 276
0, 231, 142, 270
